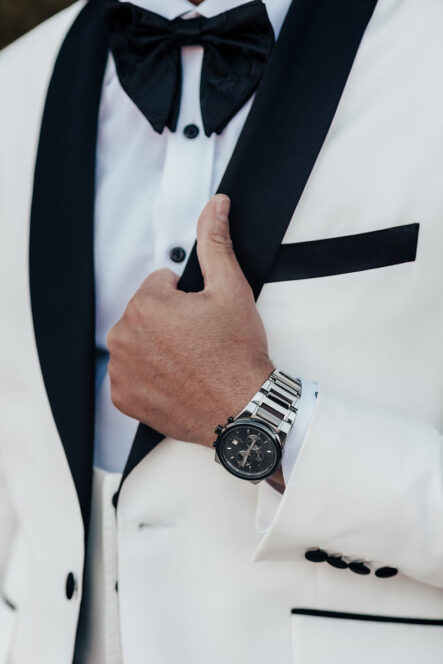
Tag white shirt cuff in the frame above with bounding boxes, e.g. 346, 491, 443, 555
281, 380, 319, 486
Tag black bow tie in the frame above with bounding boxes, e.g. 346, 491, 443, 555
104, 0, 275, 136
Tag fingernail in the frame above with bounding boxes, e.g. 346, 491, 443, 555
215, 196, 230, 222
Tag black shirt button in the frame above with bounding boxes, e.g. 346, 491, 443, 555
112, 492, 119, 509
326, 555, 348, 570
375, 566, 398, 579
305, 548, 327, 563
183, 124, 199, 139
65, 572, 77, 600
349, 561, 371, 575
169, 246, 186, 263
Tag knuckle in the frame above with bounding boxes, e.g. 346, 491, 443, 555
110, 390, 124, 412
106, 326, 119, 352
109, 381, 129, 415
108, 368, 120, 396
107, 357, 117, 379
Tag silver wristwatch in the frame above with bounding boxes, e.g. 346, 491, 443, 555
213, 370, 302, 482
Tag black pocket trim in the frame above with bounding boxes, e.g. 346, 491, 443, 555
268, 223, 419, 282
291, 608, 443, 626
1, 593, 17, 611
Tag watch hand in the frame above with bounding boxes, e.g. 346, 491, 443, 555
240, 441, 256, 467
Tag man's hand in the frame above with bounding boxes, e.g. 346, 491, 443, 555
107, 194, 274, 448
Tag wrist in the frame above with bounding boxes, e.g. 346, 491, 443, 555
213, 368, 302, 483
222, 357, 275, 424
199, 357, 275, 448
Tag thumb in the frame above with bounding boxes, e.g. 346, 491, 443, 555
196, 194, 245, 290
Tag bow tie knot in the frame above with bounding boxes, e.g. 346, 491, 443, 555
172, 17, 207, 46
105, 0, 275, 136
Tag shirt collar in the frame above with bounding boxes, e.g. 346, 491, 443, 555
118, 0, 292, 39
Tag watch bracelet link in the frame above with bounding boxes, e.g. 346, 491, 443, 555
238, 370, 302, 445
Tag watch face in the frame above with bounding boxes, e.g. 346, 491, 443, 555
217, 421, 280, 480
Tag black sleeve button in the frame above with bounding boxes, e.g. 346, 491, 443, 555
375, 566, 398, 578
349, 561, 371, 575
169, 246, 186, 263
326, 555, 348, 570
65, 572, 77, 600
305, 548, 327, 563
183, 124, 199, 139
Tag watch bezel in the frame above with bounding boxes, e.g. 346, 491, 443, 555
215, 418, 282, 481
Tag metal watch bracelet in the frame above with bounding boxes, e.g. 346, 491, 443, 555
236, 370, 302, 447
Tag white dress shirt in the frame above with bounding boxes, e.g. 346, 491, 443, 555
93, 0, 318, 480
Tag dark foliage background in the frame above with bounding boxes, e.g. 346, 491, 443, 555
0, 0, 72, 49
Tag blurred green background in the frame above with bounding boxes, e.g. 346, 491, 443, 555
0, 0, 72, 49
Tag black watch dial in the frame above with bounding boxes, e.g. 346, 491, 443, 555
217, 421, 281, 480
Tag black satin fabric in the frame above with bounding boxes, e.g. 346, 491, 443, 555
104, 0, 275, 136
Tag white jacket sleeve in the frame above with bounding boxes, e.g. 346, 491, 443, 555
253, 387, 443, 589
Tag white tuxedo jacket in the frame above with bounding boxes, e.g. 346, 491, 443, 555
1, 0, 443, 662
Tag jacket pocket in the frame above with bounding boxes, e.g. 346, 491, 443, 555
0, 594, 17, 663
269, 223, 419, 282
291, 608, 443, 664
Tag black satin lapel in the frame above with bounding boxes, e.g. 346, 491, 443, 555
30, 0, 108, 528
119, 0, 378, 492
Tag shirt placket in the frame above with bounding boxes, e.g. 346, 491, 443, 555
151, 44, 216, 275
